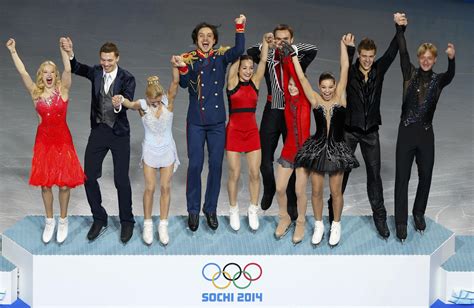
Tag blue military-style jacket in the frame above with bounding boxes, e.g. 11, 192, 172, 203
179, 32, 245, 125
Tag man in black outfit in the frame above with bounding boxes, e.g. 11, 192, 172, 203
328, 15, 407, 239
62, 38, 136, 243
394, 12, 455, 241
247, 24, 317, 220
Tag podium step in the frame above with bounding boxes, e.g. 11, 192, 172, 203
0, 256, 15, 272
1, 215, 456, 307
0, 256, 17, 305
442, 236, 474, 272
439, 236, 474, 303
1, 215, 455, 256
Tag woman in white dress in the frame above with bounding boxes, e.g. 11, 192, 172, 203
113, 63, 180, 246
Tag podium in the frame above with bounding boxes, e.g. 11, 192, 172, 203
439, 236, 474, 303
1, 215, 467, 307
0, 256, 17, 305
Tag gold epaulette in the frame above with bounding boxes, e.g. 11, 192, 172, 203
181, 51, 198, 65
216, 46, 231, 55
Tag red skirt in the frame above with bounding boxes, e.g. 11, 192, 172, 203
225, 113, 261, 153
29, 123, 85, 188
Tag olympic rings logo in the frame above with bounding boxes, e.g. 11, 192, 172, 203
202, 262, 263, 290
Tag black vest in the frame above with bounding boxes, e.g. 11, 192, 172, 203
96, 77, 117, 128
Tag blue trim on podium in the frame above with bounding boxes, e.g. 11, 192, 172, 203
0, 299, 29, 308
2, 215, 453, 256
0, 256, 15, 272
442, 236, 474, 272
431, 299, 472, 307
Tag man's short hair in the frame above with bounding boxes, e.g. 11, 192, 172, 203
192, 22, 220, 46
99, 42, 119, 57
273, 24, 294, 38
357, 38, 377, 54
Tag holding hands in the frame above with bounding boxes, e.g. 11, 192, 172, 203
170, 55, 186, 68
394, 12, 408, 26
280, 41, 296, 57
60, 37, 73, 56
263, 32, 274, 47
342, 33, 355, 46
112, 95, 124, 110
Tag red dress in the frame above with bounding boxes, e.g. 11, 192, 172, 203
225, 80, 260, 152
278, 58, 311, 166
29, 90, 85, 187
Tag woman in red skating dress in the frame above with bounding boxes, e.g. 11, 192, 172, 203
225, 33, 271, 232
6, 37, 85, 244
274, 44, 312, 243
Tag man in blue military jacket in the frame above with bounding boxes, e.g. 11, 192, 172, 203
172, 14, 246, 231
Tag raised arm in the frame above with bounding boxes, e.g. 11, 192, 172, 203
378, 33, 398, 72
252, 32, 271, 87
246, 43, 261, 63
59, 37, 72, 99
394, 13, 413, 81
5, 39, 35, 96
439, 43, 456, 88
336, 33, 353, 102
376, 13, 408, 76
285, 43, 318, 107
247, 30, 276, 63
167, 63, 180, 112
61, 37, 95, 81
347, 44, 356, 65
294, 43, 318, 72
223, 14, 246, 64
227, 60, 240, 90
172, 54, 189, 89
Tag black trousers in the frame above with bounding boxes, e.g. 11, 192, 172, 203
394, 123, 434, 225
328, 130, 387, 219
84, 124, 134, 225
259, 102, 297, 219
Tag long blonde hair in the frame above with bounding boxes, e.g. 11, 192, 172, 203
145, 76, 165, 98
32, 61, 61, 99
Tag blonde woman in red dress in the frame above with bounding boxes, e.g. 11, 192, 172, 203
6, 38, 85, 244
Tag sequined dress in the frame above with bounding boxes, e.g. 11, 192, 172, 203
30, 90, 85, 187
141, 97, 180, 172
295, 104, 359, 172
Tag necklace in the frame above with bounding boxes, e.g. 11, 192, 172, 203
42, 90, 57, 106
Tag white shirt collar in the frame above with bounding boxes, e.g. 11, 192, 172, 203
103, 66, 118, 81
